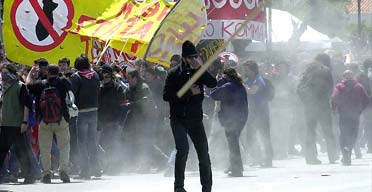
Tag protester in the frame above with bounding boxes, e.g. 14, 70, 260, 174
210, 68, 248, 177
297, 54, 338, 164
0, 63, 35, 184
34, 58, 49, 80
64, 71, 79, 173
26, 64, 71, 183
358, 59, 372, 154
331, 70, 369, 165
170, 55, 182, 69
58, 58, 71, 75
241, 60, 274, 167
97, 64, 125, 174
71, 54, 101, 179
163, 40, 216, 192
122, 69, 157, 173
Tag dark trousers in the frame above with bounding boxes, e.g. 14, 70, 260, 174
0, 126, 33, 178
69, 117, 79, 167
100, 122, 121, 172
223, 121, 245, 173
339, 113, 360, 159
246, 107, 273, 163
362, 108, 372, 152
304, 106, 337, 162
366, 125, 372, 152
171, 118, 212, 192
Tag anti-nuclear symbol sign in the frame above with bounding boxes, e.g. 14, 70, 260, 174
11, 0, 74, 52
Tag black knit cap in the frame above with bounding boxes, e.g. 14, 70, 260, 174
182, 40, 198, 57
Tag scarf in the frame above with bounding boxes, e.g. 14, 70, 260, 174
1, 72, 18, 93
78, 69, 95, 79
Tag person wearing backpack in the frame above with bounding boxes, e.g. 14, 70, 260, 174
0, 63, 35, 184
331, 70, 369, 165
26, 64, 71, 183
242, 60, 274, 168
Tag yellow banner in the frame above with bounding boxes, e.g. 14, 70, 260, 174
146, 0, 207, 67
3, 0, 174, 66
3, 0, 206, 67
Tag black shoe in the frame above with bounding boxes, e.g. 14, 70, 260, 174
5, 174, 18, 183
60, 171, 70, 183
23, 176, 36, 184
341, 155, 351, 166
175, 187, 187, 192
228, 171, 243, 177
42, 174, 52, 184
306, 158, 322, 165
341, 158, 351, 166
93, 170, 102, 178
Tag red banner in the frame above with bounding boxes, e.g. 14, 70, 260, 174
203, 0, 266, 41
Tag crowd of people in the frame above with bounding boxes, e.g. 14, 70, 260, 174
0, 40, 371, 192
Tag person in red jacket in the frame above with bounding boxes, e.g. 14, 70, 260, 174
331, 70, 370, 165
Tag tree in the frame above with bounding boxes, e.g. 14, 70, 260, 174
271, 0, 351, 39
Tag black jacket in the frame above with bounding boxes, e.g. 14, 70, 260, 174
71, 72, 100, 110
98, 81, 125, 129
163, 62, 217, 120
27, 77, 71, 121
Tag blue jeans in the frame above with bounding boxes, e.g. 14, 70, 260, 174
25, 130, 41, 176
77, 111, 99, 176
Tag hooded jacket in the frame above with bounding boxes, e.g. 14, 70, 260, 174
331, 79, 370, 116
71, 71, 100, 111
210, 78, 248, 127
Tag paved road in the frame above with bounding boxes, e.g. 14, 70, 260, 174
1, 153, 371, 192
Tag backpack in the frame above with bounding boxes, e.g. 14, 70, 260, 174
263, 78, 275, 101
40, 82, 63, 123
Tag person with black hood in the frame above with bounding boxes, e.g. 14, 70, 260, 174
70, 54, 101, 179
210, 68, 248, 177
97, 64, 125, 174
163, 40, 217, 192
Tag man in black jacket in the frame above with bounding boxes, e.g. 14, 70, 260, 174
163, 40, 217, 192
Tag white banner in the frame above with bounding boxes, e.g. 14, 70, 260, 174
203, 20, 265, 41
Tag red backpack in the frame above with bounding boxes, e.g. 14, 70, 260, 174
40, 82, 63, 123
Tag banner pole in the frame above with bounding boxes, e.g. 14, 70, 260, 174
95, 39, 111, 65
